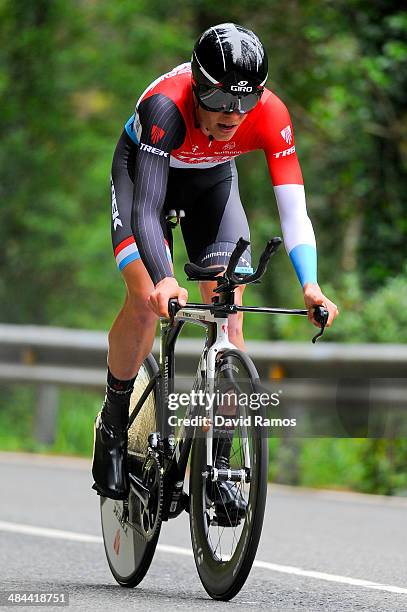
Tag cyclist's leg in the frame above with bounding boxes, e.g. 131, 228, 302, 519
108, 260, 157, 380
200, 282, 246, 350
181, 160, 250, 350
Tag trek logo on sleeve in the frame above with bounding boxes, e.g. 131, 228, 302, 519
140, 142, 169, 157
151, 125, 165, 144
273, 145, 296, 159
280, 125, 292, 145
111, 179, 123, 230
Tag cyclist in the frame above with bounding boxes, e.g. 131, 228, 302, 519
92, 23, 339, 502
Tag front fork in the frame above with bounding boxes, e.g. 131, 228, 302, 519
205, 318, 251, 482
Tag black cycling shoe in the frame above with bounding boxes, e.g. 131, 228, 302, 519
92, 412, 129, 500
207, 456, 247, 526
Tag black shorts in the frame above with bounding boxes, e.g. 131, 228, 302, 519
111, 131, 252, 273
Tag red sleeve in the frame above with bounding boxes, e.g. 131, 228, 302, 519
257, 92, 303, 186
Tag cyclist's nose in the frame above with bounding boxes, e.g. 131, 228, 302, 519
222, 110, 244, 120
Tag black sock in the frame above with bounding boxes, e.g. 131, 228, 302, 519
101, 368, 137, 430
213, 429, 233, 466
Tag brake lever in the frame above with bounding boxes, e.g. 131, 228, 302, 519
168, 298, 182, 318
311, 306, 329, 343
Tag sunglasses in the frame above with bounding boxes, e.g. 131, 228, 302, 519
195, 84, 263, 114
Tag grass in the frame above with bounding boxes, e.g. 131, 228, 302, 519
0, 384, 99, 457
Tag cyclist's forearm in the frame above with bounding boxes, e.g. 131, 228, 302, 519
274, 184, 318, 287
131, 155, 173, 284
132, 207, 173, 284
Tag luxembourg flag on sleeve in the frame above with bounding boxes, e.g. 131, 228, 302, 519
114, 236, 172, 271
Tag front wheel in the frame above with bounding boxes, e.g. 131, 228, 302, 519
189, 349, 268, 600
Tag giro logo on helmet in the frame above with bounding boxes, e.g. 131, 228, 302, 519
191, 23, 268, 112
231, 82, 253, 92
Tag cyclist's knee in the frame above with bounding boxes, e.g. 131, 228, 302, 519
119, 261, 157, 323
120, 259, 153, 301
125, 288, 157, 324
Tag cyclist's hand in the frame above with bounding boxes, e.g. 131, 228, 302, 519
148, 277, 188, 318
303, 283, 339, 328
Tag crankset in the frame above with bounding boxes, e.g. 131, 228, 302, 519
128, 451, 163, 540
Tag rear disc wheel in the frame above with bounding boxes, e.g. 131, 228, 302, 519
100, 354, 162, 587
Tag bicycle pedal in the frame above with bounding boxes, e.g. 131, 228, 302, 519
211, 513, 243, 528
168, 492, 190, 518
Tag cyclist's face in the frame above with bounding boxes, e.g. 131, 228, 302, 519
197, 106, 247, 142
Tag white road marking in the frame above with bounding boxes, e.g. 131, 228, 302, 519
0, 520, 406, 595
253, 560, 407, 595
0, 521, 101, 543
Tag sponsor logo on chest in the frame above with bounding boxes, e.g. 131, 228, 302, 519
175, 152, 242, 164
175, 141, 243, 163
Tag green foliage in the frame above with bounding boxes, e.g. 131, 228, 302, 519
0, 386, 36, 451
299, 439, 365, 490
1, 0, 406, 333
322, 263, 407, 343
53, 389, 100, 456
0, 385, 99, 455
1, 0, 406, 493
267, 437, 407, 495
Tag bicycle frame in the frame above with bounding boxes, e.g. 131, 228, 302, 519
128, 292, 317, 520
128, 304, 239, 516
127, 236, 328, 519
163, 305, 242, 468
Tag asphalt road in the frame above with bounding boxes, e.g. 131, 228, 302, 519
0, 451, 406, 611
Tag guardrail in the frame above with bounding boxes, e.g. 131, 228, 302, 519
0, 324, 406, 443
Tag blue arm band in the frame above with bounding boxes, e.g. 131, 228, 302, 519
289, 244, 318, 287
124, 114, 139, 144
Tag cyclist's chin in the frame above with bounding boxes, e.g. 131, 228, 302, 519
214, 127, 238, 141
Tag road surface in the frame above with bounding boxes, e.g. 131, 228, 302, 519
0, 452, 406, 611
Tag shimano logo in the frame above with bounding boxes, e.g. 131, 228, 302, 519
202, 251, 232, 260
140, 142, 169, 157
231, 80, 253, 93
201, 251, 251, 267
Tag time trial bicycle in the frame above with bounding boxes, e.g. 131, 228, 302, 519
97, 234, 328, 601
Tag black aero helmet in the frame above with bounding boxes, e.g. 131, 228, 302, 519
191, 23, 268, 113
